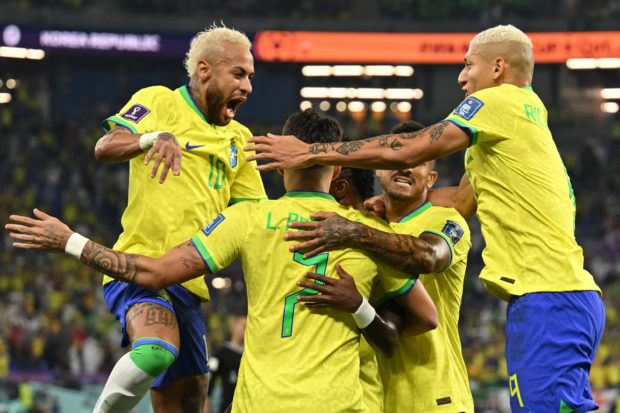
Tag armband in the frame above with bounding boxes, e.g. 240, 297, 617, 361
65, 232, 89, 259
351, 296, 376, 329
139, 131, 166, 151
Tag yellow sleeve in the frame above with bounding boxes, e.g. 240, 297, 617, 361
419, 209, 469, 269
101, 86, 173, 134
444, 87, 511, 146
190, 202, 253, 272
229, 127, 267, 203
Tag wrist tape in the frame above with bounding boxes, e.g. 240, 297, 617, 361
351, 296, 376, 329
139, 131, 165, 151
65, 233, 89, 259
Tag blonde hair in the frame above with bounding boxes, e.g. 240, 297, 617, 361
183, 23, 251, 78
471, 24, 534, 82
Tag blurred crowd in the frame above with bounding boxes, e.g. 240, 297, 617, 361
0, 61, 619, 411
2, 0, 620, 24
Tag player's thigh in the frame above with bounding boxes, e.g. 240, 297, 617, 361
150, 373, 209, 413
126, 301, 180, 348
505, 290, 604, 413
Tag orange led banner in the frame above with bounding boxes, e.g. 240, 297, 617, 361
253, 31, 620, 64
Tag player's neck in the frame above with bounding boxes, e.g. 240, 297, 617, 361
384, 194, 428, 222
284, 169, 334, 194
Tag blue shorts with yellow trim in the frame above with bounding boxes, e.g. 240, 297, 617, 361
505, 290, 605, 413
104, 281, 209, 387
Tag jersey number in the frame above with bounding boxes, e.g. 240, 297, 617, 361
208, 154, 226, 189
281, 252, 328, 338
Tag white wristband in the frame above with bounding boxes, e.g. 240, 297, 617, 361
139, 131, 165, 151
351, 296, 376, 329
65, 233, 89, 259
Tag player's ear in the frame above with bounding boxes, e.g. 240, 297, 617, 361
331, 166, 342, 181
426, 170, 438, 189
330, 178, 349, 200
196, 60, 212, 81
492, 57, 506, 80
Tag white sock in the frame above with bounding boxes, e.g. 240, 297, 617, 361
93, 352, 155, 413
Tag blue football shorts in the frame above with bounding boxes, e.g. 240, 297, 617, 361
505, 290, 605, 413
103, 281, 210, 387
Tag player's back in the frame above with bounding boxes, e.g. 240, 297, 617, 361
191, 190, 413, 413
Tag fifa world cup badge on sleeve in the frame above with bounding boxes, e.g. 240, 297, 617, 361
442, 220, 464, 245
202, 214, 225, 237
454, 97, 484, 121
121, 104, 151, 123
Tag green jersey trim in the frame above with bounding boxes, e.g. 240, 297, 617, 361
422, 230, 454, 267
397, 201, 432, 223
229, 197, 268, 204
283, 191, 337, 202
191, 236, 219, 273
178, 85, 210, 125
522, 86, 533, 92
374, 276, 418, 308
445, 118, 479, 146
102, 116, 139, 134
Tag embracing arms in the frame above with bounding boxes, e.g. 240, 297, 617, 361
94, 125, 182, 184
245, 121, 470, 171
5, 209, 208, 290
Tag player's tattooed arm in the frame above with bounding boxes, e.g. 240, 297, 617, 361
94, 125, 144, 162
245, 121, 468, 171
6, 209, 207, 289
287, 212, 451, 274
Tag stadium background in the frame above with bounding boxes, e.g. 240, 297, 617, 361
1, 1, 619, 412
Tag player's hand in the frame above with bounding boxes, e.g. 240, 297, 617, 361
285, 212, 357, 258
244, 133, 313, 171
363, 194, 386, 218
5, 209, 74, 252
297, 263, 363, 313
144, 132, 182, 184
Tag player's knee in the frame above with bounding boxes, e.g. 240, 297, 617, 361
129, 337, 179, 377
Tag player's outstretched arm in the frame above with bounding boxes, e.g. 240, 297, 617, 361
296, 263, 399, 357
244, 121, 470, 171
287, 213, 452, 274
427, 173, 477, 218
6, 209, 207, 289
94, 125, 182, 184
392, 280, 438, 337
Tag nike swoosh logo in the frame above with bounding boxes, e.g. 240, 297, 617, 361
185, 141, 205, 150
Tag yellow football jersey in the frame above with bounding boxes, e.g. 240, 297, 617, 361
373, 202, 473, 412
101, 85, 266, 299
445, 84, 600, 301
191, 191, 416, 413
359, 336, 384, 413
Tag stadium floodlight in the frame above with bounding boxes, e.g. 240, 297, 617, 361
0, 46, 28, 58
6, 79, 17, 89
26, 49, 45, 60
371, 101, 387, 112
394, 66, 415, 76
335, 101, 347, 112
597, 58, 620, 69
300, 101, 312, 110
385, 88, 417, 100
566, 58, 597, 69
302, 65, 332, 76
332, 65, 364, 76
601, 88, 620, 100
211, 277, 231, 289
396, 101, 412, 112
348, 101, 366, 112
601, 102, 619, 113
319, 101, 331, 111
327, 88, 347, 99
300, 87, 329, 98
357, 88, 384, 99
0, 93, 11, 104
364, 65, 394, 76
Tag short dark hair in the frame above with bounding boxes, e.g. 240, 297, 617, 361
340, 135, 376, 200
391, 121, 435, 169
390, 120, 425, 134
282, 109, 343, 145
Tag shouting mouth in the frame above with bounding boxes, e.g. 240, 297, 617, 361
226, 97, 246, 119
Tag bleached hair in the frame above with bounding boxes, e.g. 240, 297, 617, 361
184, 23, 251, 78
471, 24, 532, 48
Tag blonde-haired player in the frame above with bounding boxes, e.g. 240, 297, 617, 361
248, 24, 604, 413
91, 23, 266, 412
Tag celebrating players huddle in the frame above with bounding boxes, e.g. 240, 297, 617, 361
6, 23, 604, 413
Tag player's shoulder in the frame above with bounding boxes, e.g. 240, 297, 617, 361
340, 207, 392, 231
129, 85, 175, 107
427, 204, 469, 231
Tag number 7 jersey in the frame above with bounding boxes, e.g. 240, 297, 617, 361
191, 191, 416, 413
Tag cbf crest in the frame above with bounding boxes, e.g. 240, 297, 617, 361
229, 141, 238, 168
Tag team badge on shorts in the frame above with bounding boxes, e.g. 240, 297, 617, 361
442, 220, 464, 244
454, 97, 484, 120
229, 142, 238, 168
121, 104, 151, 123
